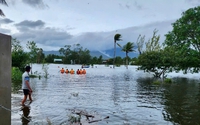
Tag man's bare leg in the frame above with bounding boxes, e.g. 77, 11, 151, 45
22, 95, 28, 106
29, 93, 33, 102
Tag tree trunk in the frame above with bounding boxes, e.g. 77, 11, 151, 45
113, 41, 116, 68
31, 63, 33, 74
126, 52, 128, 69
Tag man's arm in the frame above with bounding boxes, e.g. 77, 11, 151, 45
25, 80, 32, 92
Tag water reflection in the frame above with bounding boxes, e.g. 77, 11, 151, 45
136, 77, 200, 125
110, 69, 137, 124
137, 77, 163, 106
21, 105, 31, 125
162, 77, 200, 125
10, 64, 200, 125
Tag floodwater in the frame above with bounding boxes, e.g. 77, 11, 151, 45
10, 64, 200, 125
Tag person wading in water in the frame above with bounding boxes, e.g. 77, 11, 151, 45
21, 66, 33, 106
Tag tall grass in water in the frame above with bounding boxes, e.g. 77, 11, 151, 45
12, 67, 22, 93
42, 63, 49, 79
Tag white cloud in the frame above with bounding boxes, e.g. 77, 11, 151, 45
0, 0, 199, 51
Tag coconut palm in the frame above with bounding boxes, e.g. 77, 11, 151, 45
117, 42, 135, 69
0, 0, 8, 16
113, 33, 122, 68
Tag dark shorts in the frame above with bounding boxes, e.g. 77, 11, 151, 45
23, 89, 30, 95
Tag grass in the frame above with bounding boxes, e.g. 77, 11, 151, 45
164, 78, 172, 83
153, 80, 161, 85
29, 74, 38, 78
12, 67, 22, 93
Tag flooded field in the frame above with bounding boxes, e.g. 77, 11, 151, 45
11, 64, 200, 125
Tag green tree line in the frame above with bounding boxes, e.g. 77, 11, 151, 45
12, 39, 135, 72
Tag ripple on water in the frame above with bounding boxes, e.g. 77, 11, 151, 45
11, 64, 200, 125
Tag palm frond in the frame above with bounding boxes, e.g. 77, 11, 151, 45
117, 43, 122, 48
0, 0, 8, 17
0, 0, 8, 6
0, 9, 5, 16
114, 34, 122, 41
122, 42, 135, 53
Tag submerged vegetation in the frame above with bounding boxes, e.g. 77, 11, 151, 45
42, 63, 49, 79
164, 78, 172, 84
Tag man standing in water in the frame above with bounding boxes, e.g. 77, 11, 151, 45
21, 66, 33, 106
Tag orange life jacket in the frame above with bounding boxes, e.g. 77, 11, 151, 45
60, 69, 65, 73
70, 69, 74, 74
79, 70, 83, 74
82, 69, 86, 74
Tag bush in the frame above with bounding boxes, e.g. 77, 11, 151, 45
12, 67, 22, 93
42, 63, 49, 78
116, 64, 121, 67
164, 78, 172, 83
153, 80, 161, 85
29, 74, 38, 78
12, 67, 22, 83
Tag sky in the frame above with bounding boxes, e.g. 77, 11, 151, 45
0, 0, 200, 53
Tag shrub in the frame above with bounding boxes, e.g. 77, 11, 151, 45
42, 63, 49, 78
164, 78, 172, 83
12, 67, 22, 83
29, 74, 38, 78
153, 80, 161, 85
116, 64, 120, 67
12, 67, 22, 92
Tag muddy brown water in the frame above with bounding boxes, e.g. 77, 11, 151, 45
9, 64, 200, 125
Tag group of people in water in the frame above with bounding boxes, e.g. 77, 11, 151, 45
60, 68, 86, 74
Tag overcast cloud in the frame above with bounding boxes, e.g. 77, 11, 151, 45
0, 0, 200, 52
22, 0, 48, 9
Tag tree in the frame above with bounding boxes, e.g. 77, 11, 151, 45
117, 42, 135, 69
97, 55, 103, 64
26, 41, 43, 74
59, 44, 91, 64
164, 6, 200, 73
37, 48, 45, 63
136, 34, 145, 55
0, 0, 7, 16
26, 41, 40, 63
91, 56, 98, 64
137, 29, 166, 77
78, 48, 91, 64
59, 45, 71, 63
137, 49, 174, 78
12, 38, 23, 52
145, 29, 161, 52
138, 51, 162, 76
45, 54, 62, 63
113, 34, 122, 68
115, 56, 123, 66
12, 38, 28, 71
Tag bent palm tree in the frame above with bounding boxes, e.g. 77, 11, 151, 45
117, 42, 135, 69
0, 0, 8, 16
113, 34, 122, 68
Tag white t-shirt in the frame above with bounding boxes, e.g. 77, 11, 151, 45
22, 71, 30, 90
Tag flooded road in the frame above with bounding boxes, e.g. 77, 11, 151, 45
11, 64, 200, 125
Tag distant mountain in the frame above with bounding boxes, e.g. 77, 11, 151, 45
89, 51, 110, 59
43, 48, 138, 59
103, 47, 139, 58
43, 50, 110, 59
